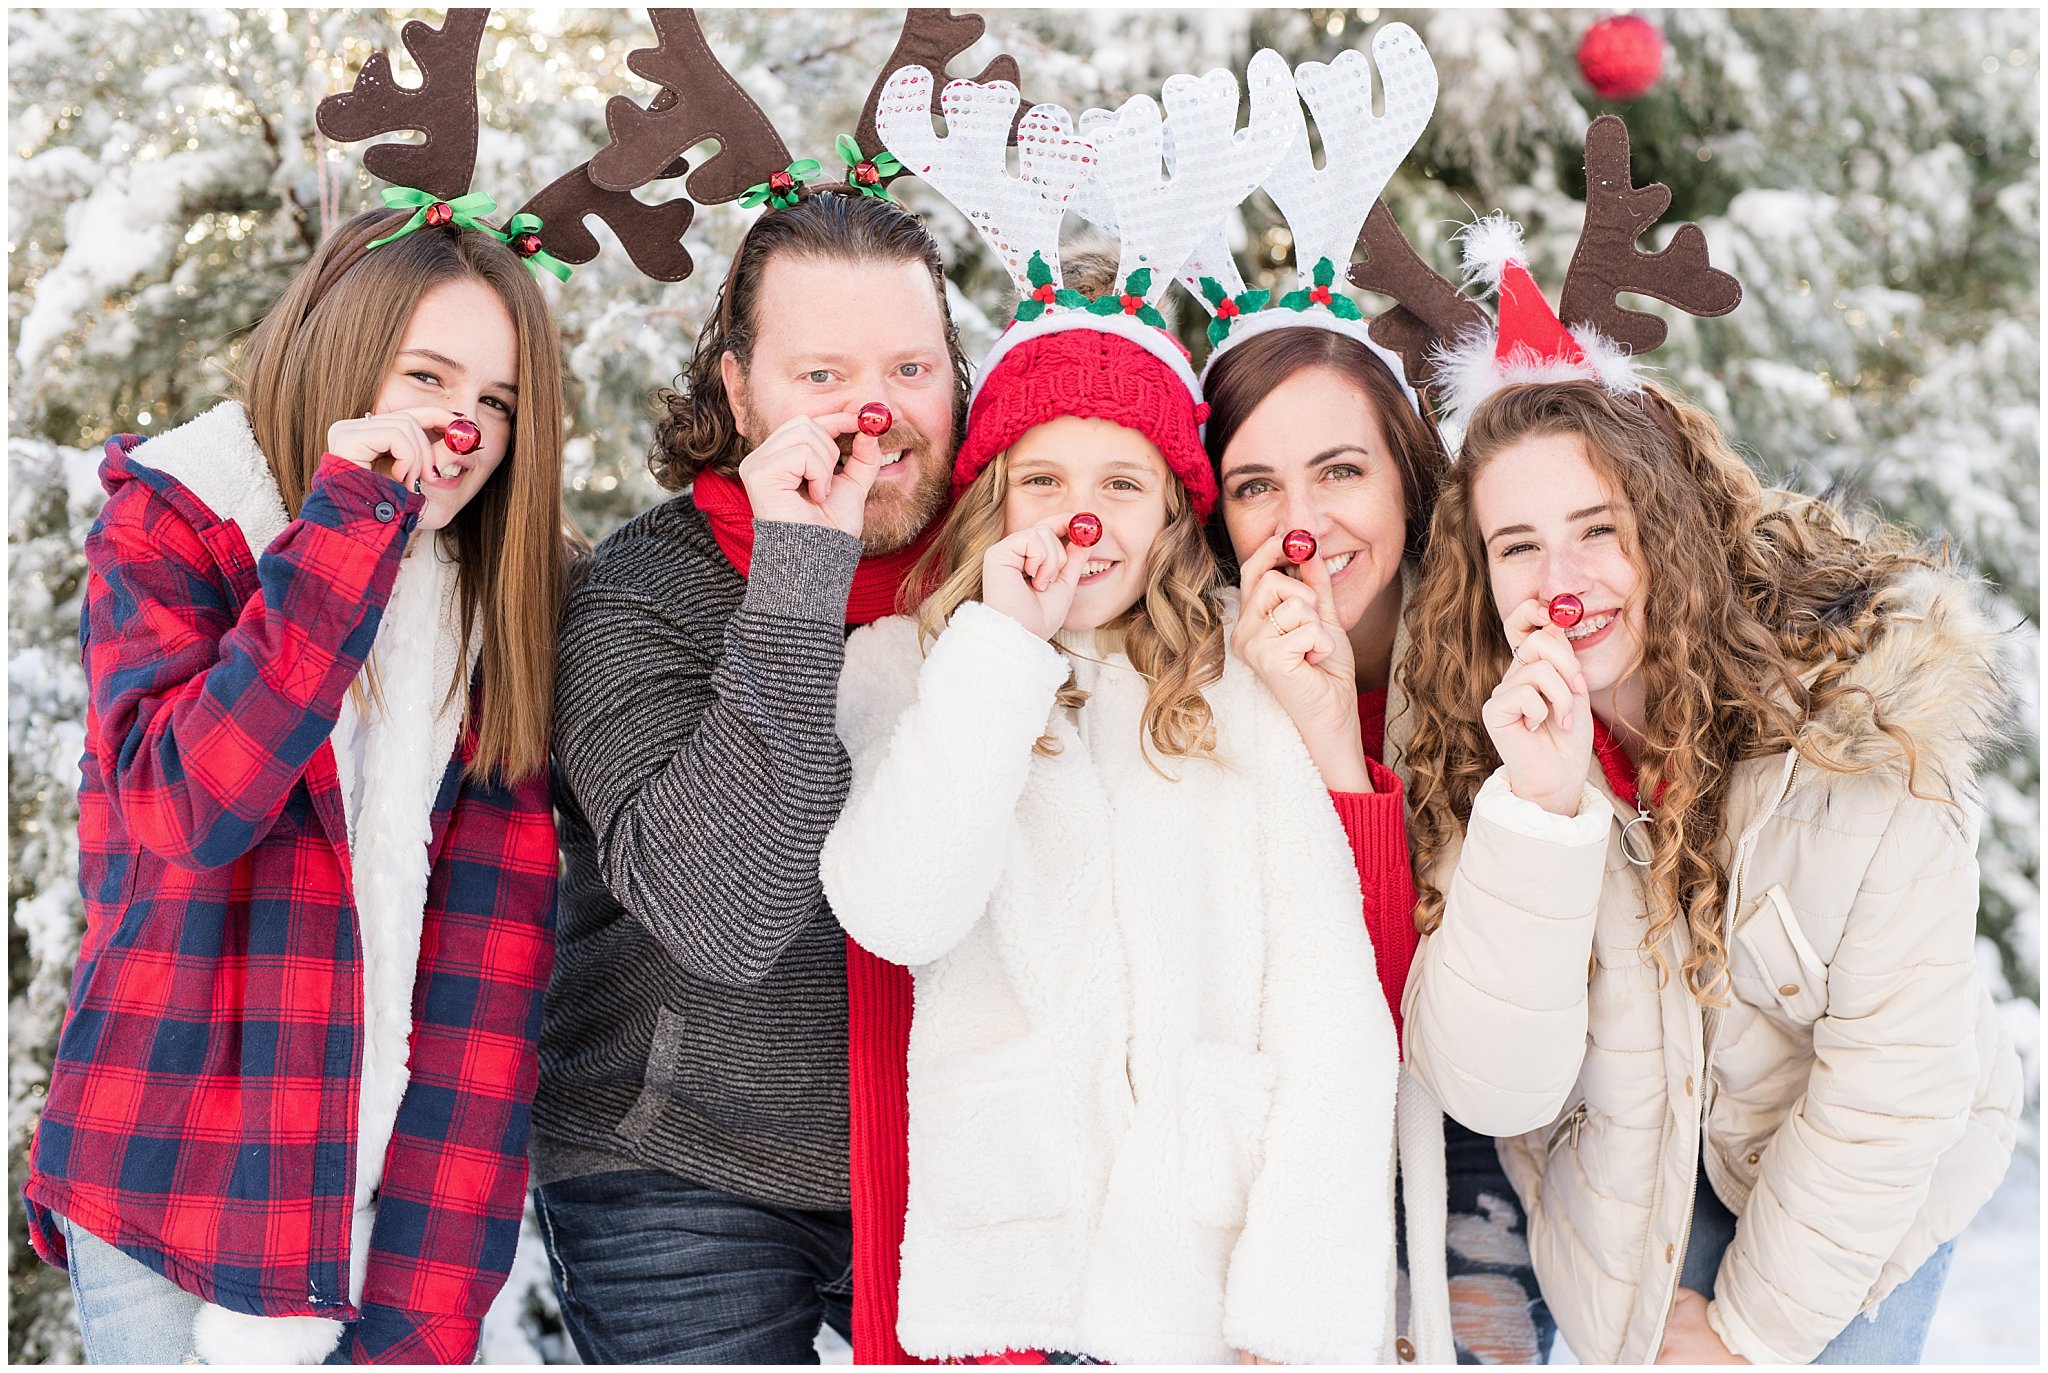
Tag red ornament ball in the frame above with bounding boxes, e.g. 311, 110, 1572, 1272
1067, 512, 1103, 548
511, 230, 544, 258
1577, 14, 1664, 102
857, 402, 893, 438
423, 200, 454, 228
442, 417, 482, 456
1548, 593, 1585, 629
1282, 529, 1318, 565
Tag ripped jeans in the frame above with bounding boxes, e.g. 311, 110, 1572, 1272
1399, 1120, 1558, 1364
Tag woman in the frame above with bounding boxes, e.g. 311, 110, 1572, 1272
1204, 323, 1559, 1364
1399, 377, 2022, 1364
23, 206, 568, 1365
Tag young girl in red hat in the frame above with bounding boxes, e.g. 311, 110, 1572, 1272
822, 57, 1436, 1367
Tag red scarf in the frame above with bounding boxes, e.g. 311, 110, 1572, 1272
691, 468, 939, 626
1592, 716, 1667, 812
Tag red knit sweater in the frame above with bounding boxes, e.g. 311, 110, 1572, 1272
845, 687, 1418, 1363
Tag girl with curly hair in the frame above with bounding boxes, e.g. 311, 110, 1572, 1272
1399, 377, 2022, 1364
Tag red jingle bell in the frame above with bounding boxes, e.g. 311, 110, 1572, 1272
511, 230, 544, 258
1548, 593, 1585, 629
854, 161, 881, 186
1282, 529, 1318, 564
768, 169, 797, 194
857, 402, 892, 437
1067, 513, 1103, 548
423, 200, 454, 228
442, 417, 482, 456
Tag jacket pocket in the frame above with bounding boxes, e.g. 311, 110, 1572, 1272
1177, 1040, 1277, 1229
1731, 884, 1829, 1025
911, 1034, 1074, 1226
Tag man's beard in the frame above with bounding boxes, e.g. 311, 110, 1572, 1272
742, 399, 953, 556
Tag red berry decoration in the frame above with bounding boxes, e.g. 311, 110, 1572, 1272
442, 417, 482, 456
856, 402, 892, 438
511, 230, 544, 258
1282, 529, 1318, 564
423, 200, 454, 228
1576, 14, 1664, 102
1067, 512, 1103, 548
1548, 593, 1585, 629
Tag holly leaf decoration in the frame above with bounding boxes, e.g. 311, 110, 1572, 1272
1136, 304, 1167, 329
1125, 267, 1153, 297
1014, 299, 1046, 323
1026, 251, 1055, 289
1329, 294, 1364, 321
1053, 288, 1089, 309
1278, 288, 1313, 311
1312, 257, 1337, 289
1239, 289, 1271, 313
1207, 317, 1231, 347
1085, 294, 1123, 317
1199, 276, 1228, 308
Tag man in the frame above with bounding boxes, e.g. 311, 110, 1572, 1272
531, 189, 963, 1362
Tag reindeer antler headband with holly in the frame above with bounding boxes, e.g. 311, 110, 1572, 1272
1189, 24, 1439, 419
1385, 115, 1744, 422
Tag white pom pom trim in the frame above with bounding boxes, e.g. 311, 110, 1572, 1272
1455, 211, 1528, 292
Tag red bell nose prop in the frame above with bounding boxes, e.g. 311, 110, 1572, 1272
857, 402, 892, 437
442, 417, 481, 456
1282, 529, 1318, 564
1548, 593, 1585, 629
1067, 513, 1103, 548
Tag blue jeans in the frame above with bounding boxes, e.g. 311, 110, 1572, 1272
1399, 1119, 1558, 1364
1681, 1164, 1955, 1363
532, 1169, 854, 1364
59, 1211, 359, 1365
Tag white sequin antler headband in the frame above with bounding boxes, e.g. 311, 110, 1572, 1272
1194, 24, 1439, 415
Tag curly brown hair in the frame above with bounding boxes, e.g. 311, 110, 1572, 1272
648, 189, 971, 490
1401, 380, 1933, 1004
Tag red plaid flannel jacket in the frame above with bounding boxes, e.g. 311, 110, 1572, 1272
24, 435, 558, 1364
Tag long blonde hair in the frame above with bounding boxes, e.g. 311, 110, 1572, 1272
239, 208, 566, 783
1402, 380, 1932, 1004
910, 449, 1225, 769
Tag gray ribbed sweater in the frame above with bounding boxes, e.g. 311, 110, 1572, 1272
531, 493, 862, 1210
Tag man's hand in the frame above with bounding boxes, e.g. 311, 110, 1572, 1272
737, 409, 882, 540
1657, 1289, 1748, 1363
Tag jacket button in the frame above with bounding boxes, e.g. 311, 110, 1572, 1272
374, 500, 397, 522
1666, 1242, 1676, 1262
1778, 982, 1800, 996
1685, 1075, 1694, 1096
1396, 1337, 1416, 1362
1747, 1150, 1762, 1165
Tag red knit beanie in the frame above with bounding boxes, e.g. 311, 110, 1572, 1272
954, 323, 1218, 520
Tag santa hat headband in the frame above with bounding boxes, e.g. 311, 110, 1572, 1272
1427, 116, 1744, 422
1188, 26, 1439, 418
877, 52, 1296, 517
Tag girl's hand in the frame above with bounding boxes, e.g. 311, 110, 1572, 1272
1657, 1289, 1748, 1364
1480, 598, 1594, 816
736, 409, 883, 540
1236, 1350, 1281, 1365
325, 407, 455, 493
1232, 531, 1370, 793
980, 514, 1088, 640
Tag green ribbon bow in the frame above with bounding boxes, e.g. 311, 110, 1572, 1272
366, 186, 501, 248
500, 212, 573, 282
738, 158, 823, 210
836, 134, 903, 201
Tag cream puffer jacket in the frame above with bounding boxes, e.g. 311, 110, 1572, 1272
1402, 559, 2022, 1364
823, 598, 1451, 1364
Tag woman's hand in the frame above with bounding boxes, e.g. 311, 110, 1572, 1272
1657, 1289, 1748, 1363
325, 407, 455, 493
980, 514, 1088, 640
1235, 1350, 1281, 1365
736, 409, 883, 540
1480, 599, 1594, 816
1233, 532, 1370, 793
